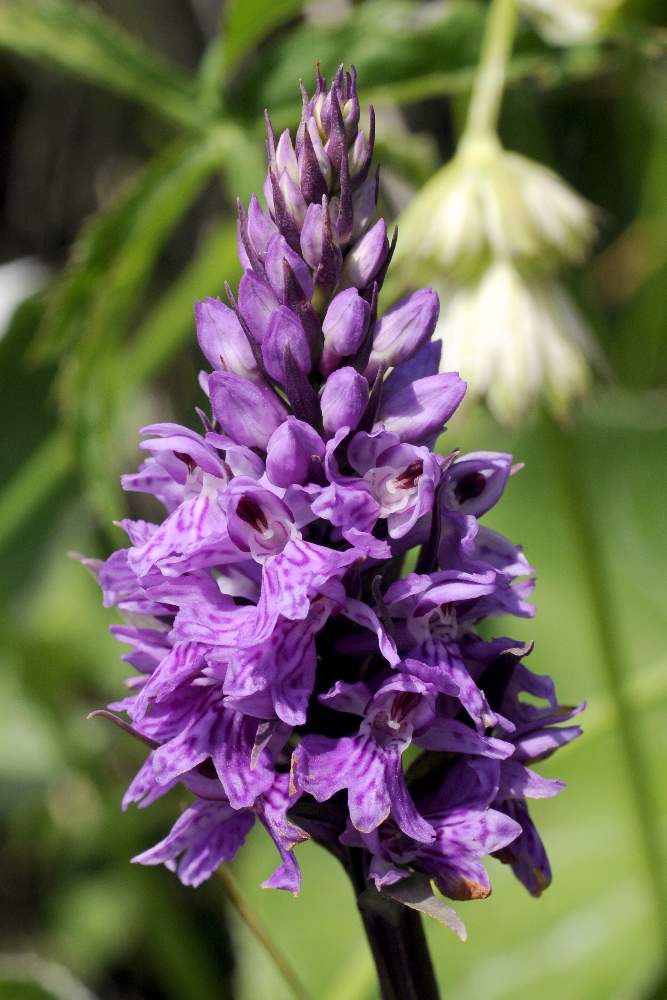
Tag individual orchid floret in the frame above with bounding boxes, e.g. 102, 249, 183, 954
86, 66, 581, 954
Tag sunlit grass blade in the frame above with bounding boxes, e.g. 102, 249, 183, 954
0, 0, 201, 129
0, 430, 71, 552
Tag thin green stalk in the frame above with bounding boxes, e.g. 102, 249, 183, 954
217, 867, 312, 1000
463, 0, 518, 142
545, 413, 667, 948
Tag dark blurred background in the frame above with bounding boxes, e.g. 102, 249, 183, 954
1, 1, 666, 998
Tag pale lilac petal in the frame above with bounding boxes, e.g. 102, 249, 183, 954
132, 799, 255, 887
499, 760, 565, 799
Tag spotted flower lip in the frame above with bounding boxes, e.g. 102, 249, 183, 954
87, 65, 581, 918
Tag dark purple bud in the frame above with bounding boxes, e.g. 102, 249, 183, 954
283, 340, 321, 428
299, 124, 329, 204
351, 169, 379, 241
238, 270, 280, 342
264, 110, 277, 168
341, 66, 360, 137
365, 288, 440, 380
325, 89, 347, 170
265, 234, 314, 302
341, 218, 388, 290
373, 225, 398, 292
347, 282, 378, 374
209, 372, 288, 449
262, 306, 311, 383
320, 287, 370, 376
266, 417, 325, 487
247, 193, 277, 262
195, 297, 259, 381
335, 150, 353, 245
237, 200, 264, 274
350, 106, 375, 189
300, 201, 343, 294
378, 372, 467, 444
320, 367, 369, 437
269, 170, 302, 251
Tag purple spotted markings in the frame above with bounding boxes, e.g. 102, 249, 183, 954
85, 66, 582, 922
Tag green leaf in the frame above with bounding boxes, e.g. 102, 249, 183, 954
121, 220, 240, 392
223, 0, 304, 75
0, 0, 201, 129
359, 877, 468, 940
230, 0, 609, 129
34, 124, 260, 368
0, 429, 71, 553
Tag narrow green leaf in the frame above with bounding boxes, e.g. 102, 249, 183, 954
122, 220, 240, 391
71, 129, 234, 375
32, 142, 199, 363
231, 0, 610, 130
223, 0, 304, 75
0, 430, 71, 552
0, 0, 201, 129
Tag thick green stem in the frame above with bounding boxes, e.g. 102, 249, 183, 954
545, 413, 667, 948
349, 850, 440, 1000
463, 0, 518, 142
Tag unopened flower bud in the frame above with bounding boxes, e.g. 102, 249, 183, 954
320, 367, 369, 437
320, 287, 370, 376
365, 288, 440, 380
195, 297, 259, 381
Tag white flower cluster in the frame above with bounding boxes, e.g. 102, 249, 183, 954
397, 134, 600, 425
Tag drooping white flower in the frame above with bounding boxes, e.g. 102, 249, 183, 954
519, 0, 623, 45
396, 137, 596, 280
435, 260, 600, 425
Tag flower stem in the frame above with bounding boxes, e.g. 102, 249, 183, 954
348, 850, 440, 1000
463, 0, 518, 142
217, 867, 312, 1000
545, 413, 667, 948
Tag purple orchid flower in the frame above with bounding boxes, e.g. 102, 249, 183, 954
85, 65, 581, 945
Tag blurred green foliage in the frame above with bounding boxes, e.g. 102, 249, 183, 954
0, 0, 666, 998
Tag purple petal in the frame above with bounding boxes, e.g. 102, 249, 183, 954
320, 367, 369, 437
132, 799, 255, 887
265, 234, 313, 301
320, 287, 370, 376
262, 306, 312, 383
415, 718, 514, 759
384, 751, 435, 843
238, 270, 280, 342
266, 417, 325, 487
499, 760, 565, 800
195, 297, 259, 379
209, 372, 288, 449
378, 372, 466, 445
365, 288, 440, 380
341, 218, 388, 289
445, 451, 513, 517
